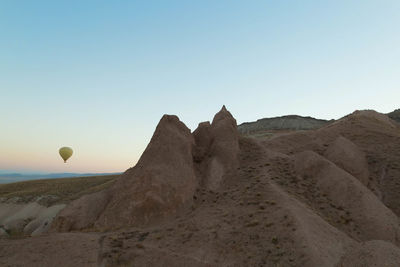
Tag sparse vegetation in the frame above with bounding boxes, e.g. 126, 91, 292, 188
246, 220, 259, 227
0, 175, 118, 205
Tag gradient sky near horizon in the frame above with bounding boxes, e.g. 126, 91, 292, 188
1, 1, 399, 174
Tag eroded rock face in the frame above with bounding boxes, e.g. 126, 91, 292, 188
338, 240, 400, 267
192, 121, 212, 163
7, 107, 400, 266
193, 106, 239, 190
294, 151, 400, 244
95, 115, 198, 228
269, 182, 356, 267
351, 110, 397, 128
324, 136, 369, 186
53, 108, 240, 231
52, 190, 111, 231
53, 115, 198, 231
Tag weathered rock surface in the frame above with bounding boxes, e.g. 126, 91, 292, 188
238, 114, 331, 134
338, 240, 400, 267
95, 115, 198, 228
193, 106, 239, 190
294, 150, 400, 244
269, 182, 356, 267
388, 108, 400, 123
0, 202, 65, 235
50, 191, 110, 231
24, 204, 65, 235
192, 121, 212, 164
54, 115, 198, 230
4, 107, 400, 266
53, 107, 239, 231
324, 136, 369, 186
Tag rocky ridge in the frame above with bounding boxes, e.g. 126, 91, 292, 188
2, 107, 400, 266
52, 105, 239, 231
388, 109, 400, 123
238, 115, 331, 134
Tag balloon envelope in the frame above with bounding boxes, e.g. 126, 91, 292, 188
59, 147, 73, 163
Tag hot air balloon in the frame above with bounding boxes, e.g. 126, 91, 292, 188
59, 147, 73, 163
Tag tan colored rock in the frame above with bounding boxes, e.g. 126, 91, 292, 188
192, 121, 212, 163
294, 151, 400, 243
324, 136, 369, 186
51, 190, 111, 231
338, 240, 400, 267
193, 106, 239, 190
209, 105, 239, 173
95, 115, 197, 229
21, 204, 66, 235
4, 107, 400, 266
53, 114, 198, 231
269, 182, 356, 267
1, 202, 43, 232
0, 202, 66, 236
350, 110, 397, 128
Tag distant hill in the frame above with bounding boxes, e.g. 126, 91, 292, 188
0, 172, 122, 184
388, 109, 400, 123
0, 174, 119, 205
238, 114, 332, 134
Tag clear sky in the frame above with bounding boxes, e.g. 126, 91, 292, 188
1, 1, 399, 174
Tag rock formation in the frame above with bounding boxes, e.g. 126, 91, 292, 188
52, 106, 239, 231
0, 202, 65, 235
193, 105, 239, 190
294, 150, 400, 243
4, 107, 400, 266
388, 108, 400, 123
94, 115, 198, 229
238, 114, 331, 134
324, 136, 369, 186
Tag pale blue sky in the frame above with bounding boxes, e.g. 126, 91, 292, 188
1, 1, 399, 173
